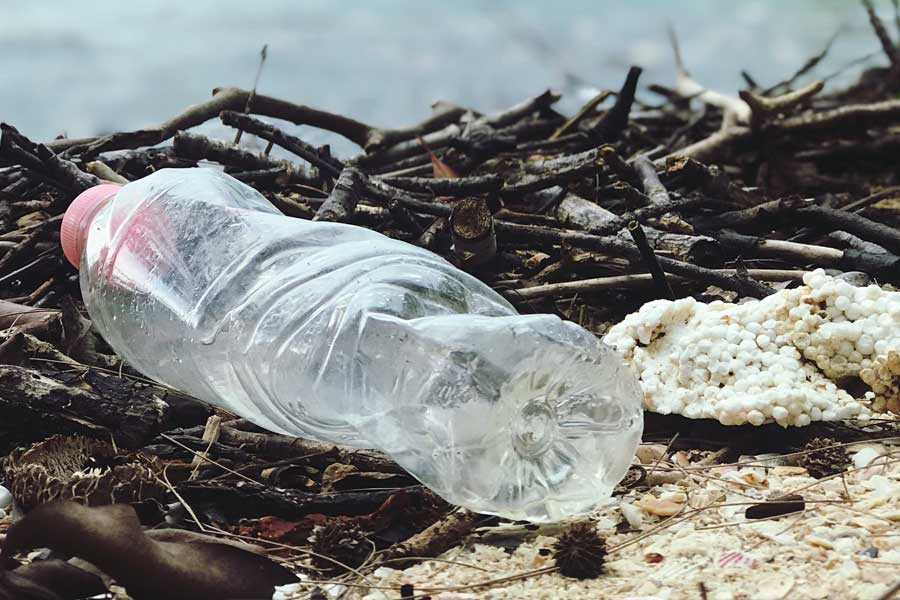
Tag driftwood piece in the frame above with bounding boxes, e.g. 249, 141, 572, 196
503, 148, 601, 197
693, 197, 815, 231
634, 155, 671, 206
356, 89, 560, 167
176, 479, 425, 520
555, 194, 618, 230
599, 145, 640, 186
740, 81, 824, 127
665, 156, 763, 207
173, 131, 312, 185
49, 86, 448, 155
495, 221, 774, 298
216, 425, 402, 473
714, 230, 900, 275
551, 91, 612, 139
829, 231, 889, 254
313, 167, 364, 222
588, 66, 642, 142
659, 126, 753, 165
377, 174, 502, 196
375, 509, 479, 567
796, 205, 900, 255
862, 0, 900, 67
85, 160, 130, 184
219, 110, 344, 177
508, 269, 809, 300
416, 216, 449, 250
0, 364, 171, 448
450, 197, 497, 265
0, 124, 101, 194
627, 221, 674, 300
619, 226, 724, 267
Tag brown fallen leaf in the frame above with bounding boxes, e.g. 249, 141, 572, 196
2, 501, 297, 600
0, 559, 106, 600
418, 136, 459, 178
0, 301, 59, 340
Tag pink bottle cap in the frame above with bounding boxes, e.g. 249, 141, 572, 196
61, 184, 122, 269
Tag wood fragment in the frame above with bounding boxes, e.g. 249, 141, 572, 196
628, 221, 674, 300
862, 0, 900, 66
416, 217, 449, 250
85, 160, 129, 184
215, 426, 402, 473
634, 156, 670, 206
550, 90, 612, 140
377, 174, 502, 196
313, 167, 363, 222
1, 124, 101, 194
219, 111, 344, 177
375, 508, 478, 567
588, 66, 642, 142
739, 80, 824, 125
450, 197, 497, 265
173, 131, 314, 186
796, 205, 900, 254
494, 221, 774, 298
507, 269, 809, 300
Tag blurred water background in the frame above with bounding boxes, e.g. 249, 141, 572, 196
1, 0, 897, 157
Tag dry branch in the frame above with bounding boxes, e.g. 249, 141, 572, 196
314, 167, 364, 222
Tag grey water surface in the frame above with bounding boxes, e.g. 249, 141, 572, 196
1, 1, 895, 157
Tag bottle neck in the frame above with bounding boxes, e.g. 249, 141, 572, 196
61, 184, 121, 269
74, 194, 116, 265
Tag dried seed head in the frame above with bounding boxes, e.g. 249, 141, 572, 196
308, 520, 370, 574
552, 522, 607, 580
797, 437, 850, 479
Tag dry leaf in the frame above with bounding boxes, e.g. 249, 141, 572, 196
418, 136, 458, 178
2, 501, 297, 600
0, 301, 59, 340
0, 559, 106, 600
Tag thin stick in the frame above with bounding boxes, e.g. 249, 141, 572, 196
233, 44, 269, 145
628, 221, 674, 300
506, 269, 807, 300
862, 0, 900, 66
550, 90, 612, 139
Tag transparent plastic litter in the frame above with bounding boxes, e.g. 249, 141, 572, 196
65, 168, 644, 521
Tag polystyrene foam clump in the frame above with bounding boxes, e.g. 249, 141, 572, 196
603, 269, 900, 426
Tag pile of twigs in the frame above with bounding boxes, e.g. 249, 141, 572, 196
1, 2, 900, 598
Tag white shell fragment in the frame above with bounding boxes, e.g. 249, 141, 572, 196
603, 269, 900, 426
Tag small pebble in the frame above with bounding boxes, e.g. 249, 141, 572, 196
0, 485, 12, 511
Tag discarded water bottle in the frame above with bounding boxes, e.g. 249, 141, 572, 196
61, 168, 643, 521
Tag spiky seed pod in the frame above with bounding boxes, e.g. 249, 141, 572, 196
308, 520, 370, 574
552, 522, 607, 580
797, 437, 850, 479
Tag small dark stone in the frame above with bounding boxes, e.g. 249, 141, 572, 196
745, 494, 805, 520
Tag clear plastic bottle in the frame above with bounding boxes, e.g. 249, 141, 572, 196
61, 168, 643, 522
